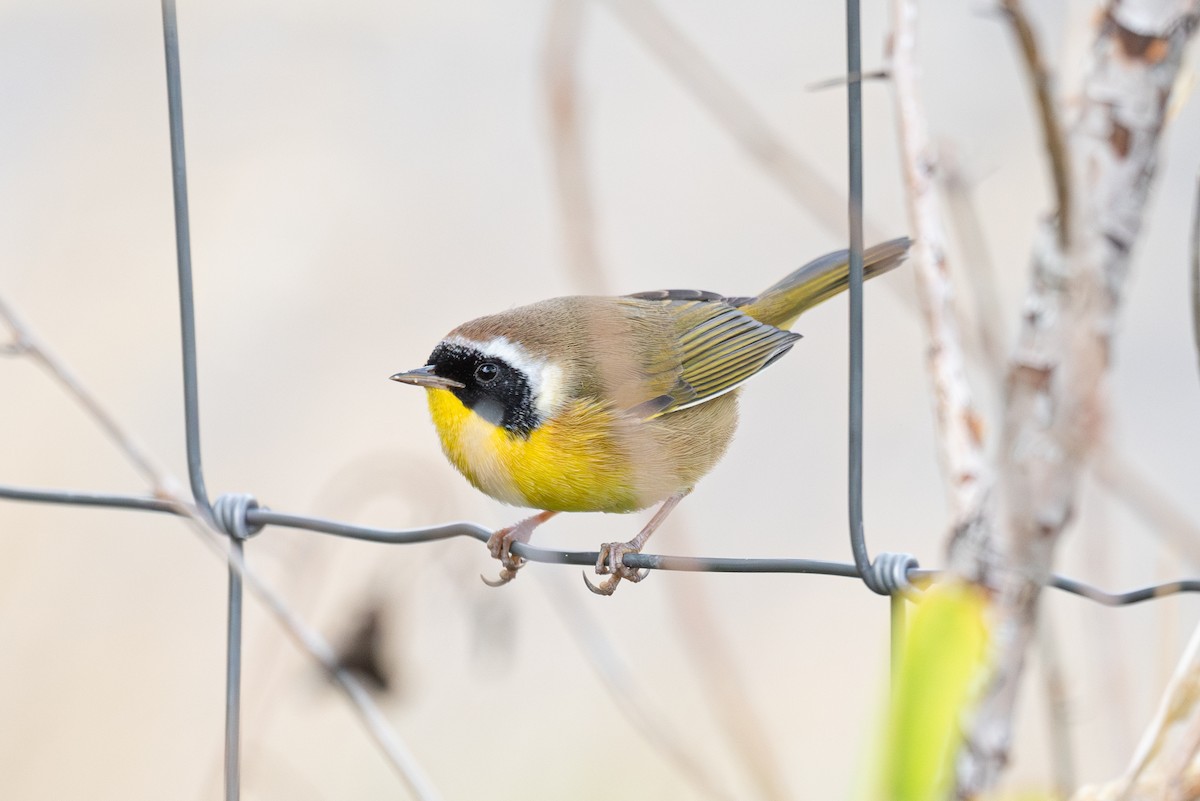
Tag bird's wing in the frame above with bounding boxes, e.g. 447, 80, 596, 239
620, 292, 801, 419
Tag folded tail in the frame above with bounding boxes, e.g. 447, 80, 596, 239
736, 237, 911, 329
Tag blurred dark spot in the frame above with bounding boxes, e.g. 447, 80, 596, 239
335, 604, 396, 695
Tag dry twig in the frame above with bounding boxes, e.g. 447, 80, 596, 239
1067, 620, 1200, 800
890, 0, 998, 580
0, 294, 176, 493
939, 155, 1009, 381
1192, 172, 1200, 380
598, 0, 883, 242
665, 558, 792, 801
536, 571, 739, 801
1094, 446, 1200, 568
543, 0, 608, 296
0, 292, 442, 801
1001, 0, 1073, 247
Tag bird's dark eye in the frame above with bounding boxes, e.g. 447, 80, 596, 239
475, 362, 500, 383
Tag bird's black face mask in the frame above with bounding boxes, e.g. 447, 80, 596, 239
426, 342, 539, 438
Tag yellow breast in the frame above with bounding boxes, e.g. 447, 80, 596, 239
425, 388, 646, 513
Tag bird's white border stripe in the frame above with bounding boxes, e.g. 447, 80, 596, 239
443, 334, 566, 420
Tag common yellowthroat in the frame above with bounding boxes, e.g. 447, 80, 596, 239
392, 238, 910, 594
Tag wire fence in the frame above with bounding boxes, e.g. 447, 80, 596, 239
2, 1, 1199, 800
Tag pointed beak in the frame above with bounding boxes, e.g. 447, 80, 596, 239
389, 365, 465, 390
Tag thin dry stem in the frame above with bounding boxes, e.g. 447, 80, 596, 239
598, 0, 883, 243
665, 538, 792, 801
1116, 621, 1200, 797
1037, 616, 1078, 797
1001, 0, 1073, 247
0, 294, 176, 494
543, 0, 608, 296
1192, 172, 1200, 381
191, 520, 443, 801
0, 291, 441, 801
807, 69, 891, 91
535, 571, 739, 801
596, 0, 1028, 378
1094, 447, 1200, 568
890, 0, 998, 581
939, 154, 1009, 382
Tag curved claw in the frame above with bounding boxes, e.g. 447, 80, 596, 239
481, 565, 520, 588
582, 570, 619, 596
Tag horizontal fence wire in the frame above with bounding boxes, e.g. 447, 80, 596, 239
3, 483, 1198, 607
2, 1, 1200, 800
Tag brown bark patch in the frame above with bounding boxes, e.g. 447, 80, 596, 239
1012, 362, 1055, 392
966, 408, 987, 447
1110, 13, 1170, 63
1109, 120, 1132, 157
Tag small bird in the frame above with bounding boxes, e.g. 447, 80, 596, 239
392, 238, 909, 595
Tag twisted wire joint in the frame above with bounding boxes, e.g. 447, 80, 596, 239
863, 551, 919, 596
212, 493, 266, 541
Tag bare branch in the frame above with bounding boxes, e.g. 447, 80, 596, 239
890, 0, 998, 581
956, 4, 1200, 795
1083, 620, 1200, 799
941, 162, 1200, 573
536, 571, 739, 801
939, 154, 1009, 381
595, 0, 1032, 383
1037, 617, 1077, 797
195, 523, 443, 801
1094, 446, 1200, 568
598, 0, 883, 242
1075, 618, 1200, 796
806, 69, 891, 91
1001, 0, 1073, 247
0, 293, 176, 493
1192, 171, 1200, 380
0, 291, 441, 800
665, 546, 792, 801
543, 0, 608, 295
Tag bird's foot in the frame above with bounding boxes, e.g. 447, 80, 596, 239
482, 511, 557, 588
482, 525, 527, 587
583, 541, 650, 596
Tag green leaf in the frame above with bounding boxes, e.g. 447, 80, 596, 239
878, 582, 990, 801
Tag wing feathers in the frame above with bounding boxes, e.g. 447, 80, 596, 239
621, 295, 800, 419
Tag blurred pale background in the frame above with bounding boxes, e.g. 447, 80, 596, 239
1, 1, 1199, 799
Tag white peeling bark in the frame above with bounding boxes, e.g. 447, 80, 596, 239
890, 0, 997, 580
955, 2, 1200, 795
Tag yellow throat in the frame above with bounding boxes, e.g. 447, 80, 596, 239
425, 387, 643, 513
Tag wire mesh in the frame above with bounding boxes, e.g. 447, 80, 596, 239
0, 1, 1198, 799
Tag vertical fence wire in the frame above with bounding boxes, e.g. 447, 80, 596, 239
845, 0, 869, 582
842, 0, 918, 608
224, 539, 244, 800
159, 2, 243, 799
